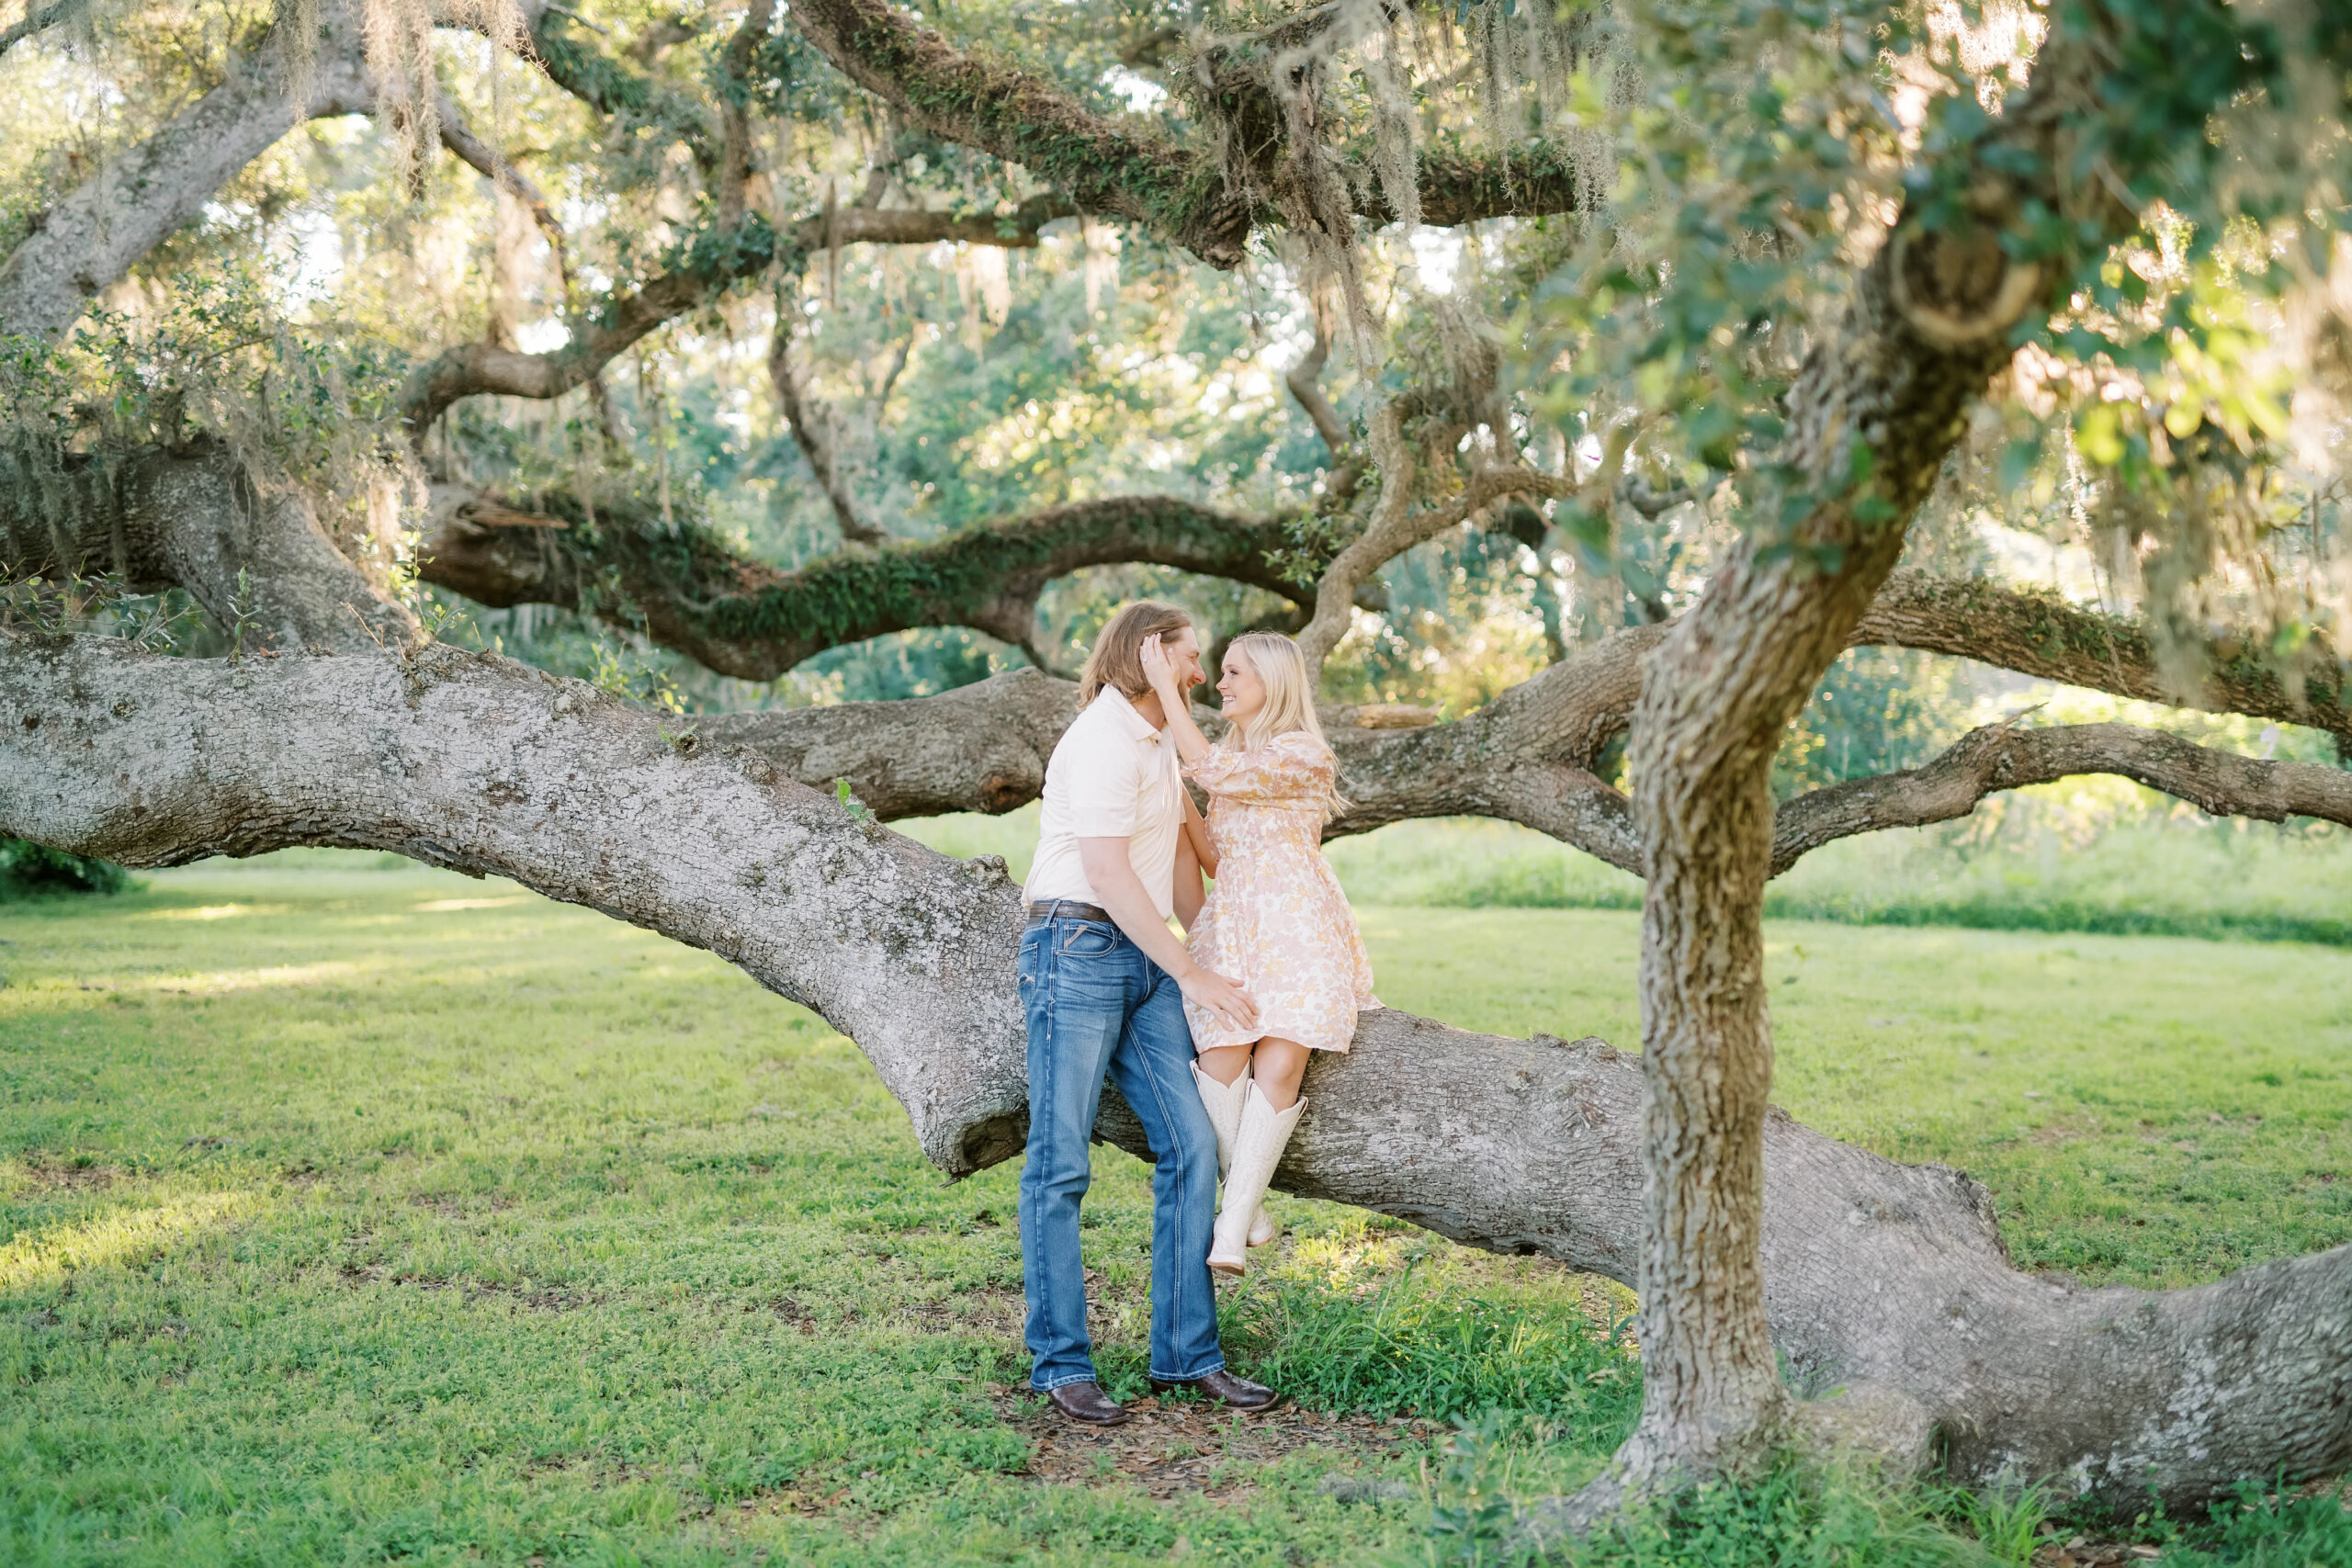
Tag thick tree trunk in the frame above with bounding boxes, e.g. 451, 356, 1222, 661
0, 440, 413, 654
1, 630, 2343, 1521
1599, 98, 2107, 1517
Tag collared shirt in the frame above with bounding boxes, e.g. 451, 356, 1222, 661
1024, 686, 1185, 920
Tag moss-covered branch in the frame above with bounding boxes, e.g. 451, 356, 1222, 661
1856, 570, 2352, 742
784, 0, 1578, 269
786, 0, 1254, 265
415, 491, 1307, 678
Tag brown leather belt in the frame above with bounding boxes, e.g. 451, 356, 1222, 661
1027, 898, 1114, 924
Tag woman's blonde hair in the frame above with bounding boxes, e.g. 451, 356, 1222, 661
1220, 632, 1348, 815
1079, 600, 1193, 706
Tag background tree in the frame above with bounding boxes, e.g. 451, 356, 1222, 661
3, 0, 2350, 1529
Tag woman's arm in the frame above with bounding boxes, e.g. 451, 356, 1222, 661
1137, 634, 1215, 766
1173, 829, 1205, 928
1180, 784, 1218, 879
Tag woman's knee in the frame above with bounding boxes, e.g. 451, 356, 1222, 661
1252, 1038, 1310, 1104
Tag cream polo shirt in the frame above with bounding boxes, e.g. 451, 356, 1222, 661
1023, 686, 1186, 920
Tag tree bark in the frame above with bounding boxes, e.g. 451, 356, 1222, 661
2, 629, 2342, 1523
1600, 28, 2109, 1500
0, 440, 413, 654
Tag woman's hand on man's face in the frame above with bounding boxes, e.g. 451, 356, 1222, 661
1139, 634, 1181, 695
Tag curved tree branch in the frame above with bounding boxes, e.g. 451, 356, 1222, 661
1284, 312, 1350, 459
393, 216, 803, 438
436, 95, 574, 297
767, 318, 886, 546
784, 0, 1579, 270
1856, 569, 2352, 741
0, 3, 374, 344
394, 197, 1081, 438
786, 0, 1251, 265
413, 491, 1309, 679
1769, 721, 2352, 875
1296, 419, 1583, 674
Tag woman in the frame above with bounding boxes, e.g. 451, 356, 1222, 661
1139, 629, 1377, 1276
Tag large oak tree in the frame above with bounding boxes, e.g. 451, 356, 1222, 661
3, 0, 2349, 1531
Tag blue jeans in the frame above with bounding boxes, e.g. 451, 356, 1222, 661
1016, 913, 1224, 1392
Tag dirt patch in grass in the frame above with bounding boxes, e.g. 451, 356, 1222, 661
2032, 1534, 2161, 1566
406, 1191, 519, 1219
898, 1282, 1026, 1337
991, 1384, 1436, 1502
21, 1158, 120, 1190
334, 1263, 599, 1312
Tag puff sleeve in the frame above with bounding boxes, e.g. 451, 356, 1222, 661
1182, 731, 1334, 807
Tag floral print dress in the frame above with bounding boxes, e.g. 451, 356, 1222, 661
1181, 731, 1379, 1055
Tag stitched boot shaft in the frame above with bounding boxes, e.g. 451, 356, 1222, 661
1189, 1063, 1276, 1247
1208, 1082, 1305, 1276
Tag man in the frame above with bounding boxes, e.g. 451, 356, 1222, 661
1016, 600, 1278, 1426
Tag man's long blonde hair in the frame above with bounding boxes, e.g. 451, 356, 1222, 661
1220, 632, 1347, 815
1080, 600, 1193, 706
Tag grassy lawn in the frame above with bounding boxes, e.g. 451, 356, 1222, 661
2, 850, 2347, 1565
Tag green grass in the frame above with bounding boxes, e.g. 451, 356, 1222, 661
2, 850, 2346, 1564
1313, 816, 2352, 947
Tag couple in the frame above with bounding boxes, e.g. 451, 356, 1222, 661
1015, 601, 1379, 1427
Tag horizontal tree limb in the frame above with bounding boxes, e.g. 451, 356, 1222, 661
4, 629, 2340, 1519
17, 446, 2343, 831
414, 489, 1311, 680
1856, 571, 2351, 742
1770, 721, 2352, 875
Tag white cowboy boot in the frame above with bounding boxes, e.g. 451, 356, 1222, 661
1190, 1062, 1276, 1247
1208, 1081, 1306, 1277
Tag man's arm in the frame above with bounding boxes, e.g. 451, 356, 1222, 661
1078, 837, 1256, 1033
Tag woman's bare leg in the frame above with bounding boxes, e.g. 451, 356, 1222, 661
1196, 1043, 1255, 1088
1250, 1037, 1310, 1110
